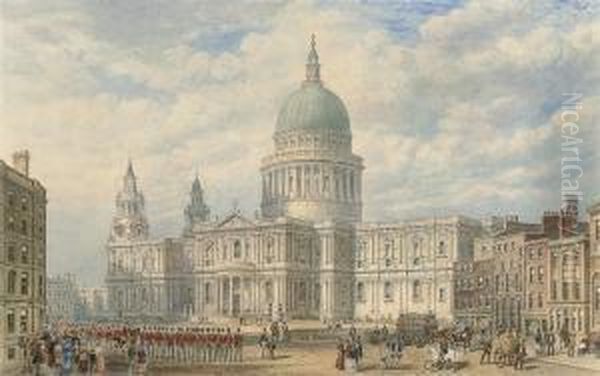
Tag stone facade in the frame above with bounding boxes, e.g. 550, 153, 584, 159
547, 235, 589, 334
453, 258, 494, 329
47, 273, 82, 322
0, 152, 47, 374
522, 238, 549, 334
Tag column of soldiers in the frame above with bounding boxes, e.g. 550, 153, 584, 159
140, 326, 244, 365
46, 322, 244, 367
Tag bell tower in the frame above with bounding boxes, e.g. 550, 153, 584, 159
109, 160, 149, 242
184, 174, 211, 232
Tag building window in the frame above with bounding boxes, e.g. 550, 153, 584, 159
19, 310, 28, 333
20, 245, 28, 264
538, 293, 543, 308
7, 245, 16, 263
529, 267, 535, 283
356, 282, 365, 302
7, 270, 16, 294
528, 294, 533, 309
233, 240, 242, 259
20, 219, 27, 235
538, 267, 544, 283
438, 241, 446, 256
204, 283, 212, 303
596, 287, 600, 310
38, 276, 43, 298
413, 280, 421, 301
551, 281, 557, 300
562, 281, 569, 300
574, 282, 580, 300
384, 281, 393, 301
439, 288, 446, 302
265, 280, 274, 303
21, 197, 28, 211
8, 216, 15, 231
7, 310, 15, 333
7, 347, 16, 360
21, 272, 29, 295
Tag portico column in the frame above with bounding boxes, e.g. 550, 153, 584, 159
229, 276, 234, 316
217, 277, 221, 314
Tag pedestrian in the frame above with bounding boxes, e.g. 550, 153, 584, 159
335, 339, 345, 370
258, 329, 269, 359
480, 337, 492, 364
514, 339, 526, 370
234, 328, 243, 363
95, 342, 105, 374
546, 332, 555, 356
127, 339, 136, 376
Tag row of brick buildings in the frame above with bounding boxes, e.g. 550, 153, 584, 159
0, 152, 47, 374
454, 197, 600, 337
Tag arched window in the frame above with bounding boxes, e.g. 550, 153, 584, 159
413, 280, 421, 301
265, 280, 273, 303
384, 281, 393, 301
7, 270, 16, 294
356, 282, 365, 302
233, 240, 242, 259
20, 272, 29, 295
438, 240, 447, 256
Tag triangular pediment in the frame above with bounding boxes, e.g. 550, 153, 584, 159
217, 212, 255, 229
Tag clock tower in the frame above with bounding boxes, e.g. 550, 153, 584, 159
109, 160, 149, 242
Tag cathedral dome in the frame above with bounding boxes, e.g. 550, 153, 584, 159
276, 83, 350, 134
275, 35, 350, 135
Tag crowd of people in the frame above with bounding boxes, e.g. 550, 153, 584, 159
257, 320, 290, 359
20, 322, 246, 375
334, 325, 364, 372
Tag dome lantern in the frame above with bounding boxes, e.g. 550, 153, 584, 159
305, 34, 321, 83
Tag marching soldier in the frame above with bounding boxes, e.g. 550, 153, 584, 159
234, 328, 243, 363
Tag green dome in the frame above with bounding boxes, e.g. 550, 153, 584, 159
276, 82, 350, 134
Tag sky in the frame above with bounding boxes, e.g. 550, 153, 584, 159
1, 0, 599, 286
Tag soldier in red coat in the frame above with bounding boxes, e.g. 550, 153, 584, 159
233, 328, 243, 363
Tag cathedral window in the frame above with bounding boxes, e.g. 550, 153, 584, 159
574, 282, 580, 300
7, 245, 16, 263
265, 280, 273, 303
7, 310, 15, 334
384, 281, 393, 301
412, 280, 421, 301
20, 245, 28, 264
356, 282, 365, 302
20, 272, 29, 295
562, 281, 569, 300
438, 288, 446, 302
7, 270, 16, 294
438, 240, 446, 256
234, 240, 242, 259
19, 310, 28, 333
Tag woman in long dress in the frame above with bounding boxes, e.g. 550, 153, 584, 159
95, 344, 105, 374
335, 341, 345, 370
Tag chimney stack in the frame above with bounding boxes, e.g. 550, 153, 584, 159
12, 150, 30, 177
560, 194, 579, 237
